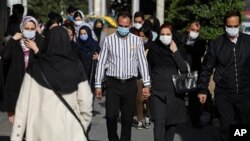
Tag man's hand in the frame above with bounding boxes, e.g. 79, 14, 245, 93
12, 32, 23, 40
141, 87, 150, 100
24, 40, 39, 54
198, 93, 207, 104
95, 88, 102, 101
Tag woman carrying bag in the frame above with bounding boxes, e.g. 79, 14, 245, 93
11, 26, 93, 141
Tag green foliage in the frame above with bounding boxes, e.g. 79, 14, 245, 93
165, 0, 245, 40
28, 0, 88, 23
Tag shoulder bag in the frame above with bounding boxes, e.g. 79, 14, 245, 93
172, 62, 198, 94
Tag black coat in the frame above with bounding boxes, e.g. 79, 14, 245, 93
1, 34, 44, 112
179, 32, 207, 72
147, 41, 188, 125
198, 33, 250, 95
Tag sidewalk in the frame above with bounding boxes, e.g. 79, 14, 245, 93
0, 98, 220, 141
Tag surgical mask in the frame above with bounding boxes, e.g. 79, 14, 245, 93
68, 16, 74, 22
80, 34, 88, 41
117, 26, 130, 37
189, 31, 199, 39
134, 23, 142, 30
159, 35, 172, 46
74, 21, 83, 26
23, 30, 36, 39
225, 26, 239, 37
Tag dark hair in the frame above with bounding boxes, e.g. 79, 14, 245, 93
117, 11, 132, 21
94, 19, 104, 28
46, 11, 63, 28
12, 4, 24, 15
134, 11, 144, 20
160, 22, 174, 33
73, 11, 83, 19
223, 10, 241, 25
62, 23, 75, 36
67, 6, 77, 14
139, 24, 152, 40
188, 20, 200, 28
147, 15, 160, 33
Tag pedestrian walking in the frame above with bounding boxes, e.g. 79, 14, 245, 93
198, 10, 250, 141
11, 26, 93, 141
147, 22, 188, 141
95, 11, 151, 141
1, 16, 44, 123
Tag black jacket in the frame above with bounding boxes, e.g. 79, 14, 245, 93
1, 34, 44, 112
198, 33, 250, 95
180, 32, 207, 72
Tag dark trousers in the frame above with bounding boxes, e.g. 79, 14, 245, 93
188, 92, 202, 126
154, 119, 176, 141
105, 77, 137, 141
215, 91, 250, 141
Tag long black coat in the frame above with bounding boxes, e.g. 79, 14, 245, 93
1, 34, 44, 112
147, 41, 188, 125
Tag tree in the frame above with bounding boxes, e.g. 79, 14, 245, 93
165, 0, 245, 40
28, 0, 88, 23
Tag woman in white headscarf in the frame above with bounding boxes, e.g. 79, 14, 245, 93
73, 10, 96, 39
1, 16, 44, 123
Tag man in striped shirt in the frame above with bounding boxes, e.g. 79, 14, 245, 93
95, 11, 151, 141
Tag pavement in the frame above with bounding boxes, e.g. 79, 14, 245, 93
0, 98, 221, 141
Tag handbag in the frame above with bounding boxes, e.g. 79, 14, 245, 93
39, 68, 89, 140
172, 62, 198, 94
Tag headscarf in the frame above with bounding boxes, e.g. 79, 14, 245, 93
93, 19, 104, 42
20, 16, 39, 69
20, 16, 39, 32
27, 26, 87, 94
77, 25, 100, 57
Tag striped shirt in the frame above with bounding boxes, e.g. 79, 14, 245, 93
95, 32, 151, 88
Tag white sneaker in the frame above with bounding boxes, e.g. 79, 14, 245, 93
144, 117, 151, 129
137, 121, 143, 130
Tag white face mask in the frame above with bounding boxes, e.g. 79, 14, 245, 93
134, 23, 142, 30
225, 26, 239, 37
74, 21, 83, 26
159, 35, 172, 46
23, 30, 36, 39
189, 31, 199, 39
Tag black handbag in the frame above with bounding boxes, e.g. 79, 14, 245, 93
39, 68, 89, 140
172, 62, 198, 94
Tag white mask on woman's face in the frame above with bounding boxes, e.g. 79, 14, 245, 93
74, 21, 83, 26
23, 30, 36, 39
159, 35, 172, 46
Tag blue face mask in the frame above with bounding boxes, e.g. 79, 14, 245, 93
68, 15, 74, 22
23, 30, 36, 39
80, 34, 88, 41
117, 26, 130, 37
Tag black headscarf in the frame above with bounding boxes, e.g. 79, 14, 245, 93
27, 26, 87, 94
77, 26, 100, 58
93, 19, 104, 42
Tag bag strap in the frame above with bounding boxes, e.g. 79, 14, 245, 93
39, 68, 88, 139
177, 61, 191, 75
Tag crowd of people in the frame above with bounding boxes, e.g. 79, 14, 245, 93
0, 3, 250, 141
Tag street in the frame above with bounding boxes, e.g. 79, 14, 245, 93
0, 98, 221, 141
